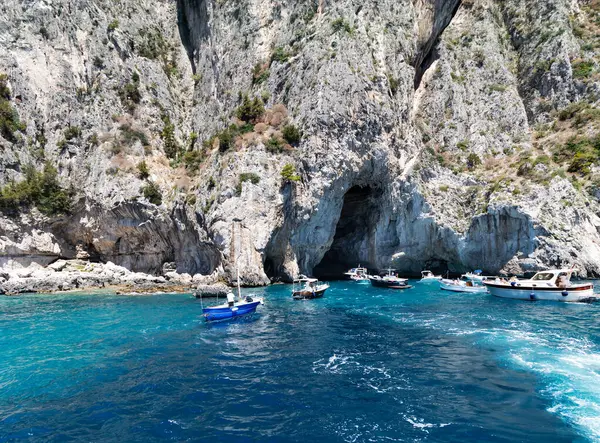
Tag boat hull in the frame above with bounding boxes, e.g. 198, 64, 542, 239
293, 288, 328, 300
202, 301, 261, 321
484, 282, 596, 302
440, 280, 487, 293
369, 277, 411, 289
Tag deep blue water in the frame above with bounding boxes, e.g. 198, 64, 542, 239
1, 281, 600, 442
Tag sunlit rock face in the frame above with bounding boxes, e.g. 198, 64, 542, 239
1, 0, 600, 283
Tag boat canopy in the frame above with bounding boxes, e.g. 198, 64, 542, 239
294, 276, 318, 283
531, 269, 574, 282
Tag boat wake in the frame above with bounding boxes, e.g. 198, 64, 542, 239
312, 352, 408, 395
398, 310, 600, 441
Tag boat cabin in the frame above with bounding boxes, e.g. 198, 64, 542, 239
421, 270, 435, 278
528, 269, 574, 287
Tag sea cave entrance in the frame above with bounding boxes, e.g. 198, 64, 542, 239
313, 186, 381, 280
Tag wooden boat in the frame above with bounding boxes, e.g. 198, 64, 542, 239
293, 276, 330, 300
483, 269, 596, 302
369, 269, 411, 289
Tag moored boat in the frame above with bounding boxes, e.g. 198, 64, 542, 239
420, 270, 442, 282
202, 298, 262, 322
293, 276, 330, 300
344, 265, 369, 282
463, 270, 496, 283
483, 269, 596, 302
369, 269, 412, 290
440, 278, 487, 293
202, 268, 263, 322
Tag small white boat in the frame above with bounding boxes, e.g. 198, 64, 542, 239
420, 270, 442, 282
293, 276, 330, 300
440, 278, 488, 293
463, 270, 496, 283
483, 269, 596, 303
344, 265, 369, 282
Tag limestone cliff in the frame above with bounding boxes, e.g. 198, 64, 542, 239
1, 0, 600, 284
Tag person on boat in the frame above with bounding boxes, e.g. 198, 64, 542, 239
556, 274, 568, 288
227, 292, 235, 307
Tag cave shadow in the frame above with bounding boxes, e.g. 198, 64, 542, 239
313, 185, 382, 280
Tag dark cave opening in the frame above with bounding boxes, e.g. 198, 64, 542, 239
313, 186, 381, 280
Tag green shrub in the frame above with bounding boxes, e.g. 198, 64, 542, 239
252, 64, 270, 85
331, 18, 353, 34
282, 124, 301, 145
488, 84, 507, 93
0, 74, 10, 100
533, 155, 551, 166
137, 160, 149, 179
466, 153, 481, 169
117, 74, 141, 112
235, 172, 260, 196
573, 60, 595, 78
64, 126, 81, 141
0, 162, 71, 216
183, 150, 205, 172
553, 135, 600, 167
271, 47, 290, 64
568, 152, 596, 175
0, 100, 25, 142
137, 28, 168, 60
439, 185, 449, 192
120, 124, 149, 146
142, 181, 162, 205
160, 114, 179, 159
281, 164, 300, 183
189, 131, 198, 149
266, 136, 284, 153
236, 94, 265, 122
456, 140, 469, 151
107, 19, 119, 32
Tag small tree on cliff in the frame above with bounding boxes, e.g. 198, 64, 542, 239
281, 164, 300, 183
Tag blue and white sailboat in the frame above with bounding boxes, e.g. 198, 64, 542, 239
202, 267, 262, 322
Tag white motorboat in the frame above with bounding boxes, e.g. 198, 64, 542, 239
293, 275, 330, 300
483, 269, 596, 303
344, 265, 369, 282
463, 270, 496, 283
440, 278, 488, 293
420, 270, 442, 282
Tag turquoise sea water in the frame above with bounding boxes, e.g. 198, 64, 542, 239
1, 281, 600, 442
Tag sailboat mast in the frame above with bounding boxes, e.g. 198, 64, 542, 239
237, 265, 241, 299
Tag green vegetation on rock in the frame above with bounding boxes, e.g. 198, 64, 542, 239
0, 163, 72, 216
282, 124, 301, 145
236, 173, 260, 196
236, 94, 265, 122
0, 74, 26, 142
142, 181, 162, 205
137, 160, 149, 179
281, 164, 300, 183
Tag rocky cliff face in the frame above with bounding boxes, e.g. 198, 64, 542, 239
1, 0, 600, 284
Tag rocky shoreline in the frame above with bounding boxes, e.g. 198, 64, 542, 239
0, 259, 229, 296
